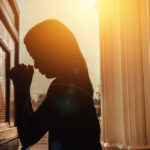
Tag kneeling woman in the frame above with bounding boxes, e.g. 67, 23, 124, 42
10, 20, 102, 150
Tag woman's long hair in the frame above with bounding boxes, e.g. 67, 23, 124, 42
24, 19, 93, 97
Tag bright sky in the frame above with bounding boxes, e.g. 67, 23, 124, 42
16, 0, 100, 96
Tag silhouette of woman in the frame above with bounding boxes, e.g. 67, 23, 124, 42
10, 20, 102, 150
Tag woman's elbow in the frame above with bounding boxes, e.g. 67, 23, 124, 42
20, 134, 37, 148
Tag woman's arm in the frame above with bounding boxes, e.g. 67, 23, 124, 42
10, 64, 49, 148
14, 87, 33, 147
15, 87, 49, 148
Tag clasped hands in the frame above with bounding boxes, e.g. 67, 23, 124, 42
9, 64, 34, 91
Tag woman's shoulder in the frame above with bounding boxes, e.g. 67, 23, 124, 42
46, 79, 92, 100
46, 79, 71, 98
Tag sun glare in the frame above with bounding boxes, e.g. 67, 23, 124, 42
92, 0, 96, 6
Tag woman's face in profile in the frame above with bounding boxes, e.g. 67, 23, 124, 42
33, 56, 57, 78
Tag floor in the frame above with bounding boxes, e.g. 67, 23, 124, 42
0, 136, 146, 150
0, 135, 48, 150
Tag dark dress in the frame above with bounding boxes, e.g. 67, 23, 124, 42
24, 80, 101, 150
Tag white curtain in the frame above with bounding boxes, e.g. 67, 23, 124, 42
97, 0, 150, 148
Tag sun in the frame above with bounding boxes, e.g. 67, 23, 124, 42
91, 0, 96, 5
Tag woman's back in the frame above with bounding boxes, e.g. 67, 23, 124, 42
46, 80, 101, 150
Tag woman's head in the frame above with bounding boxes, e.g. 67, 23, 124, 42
24, 19, 93, 95
24, 20, 84, 78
